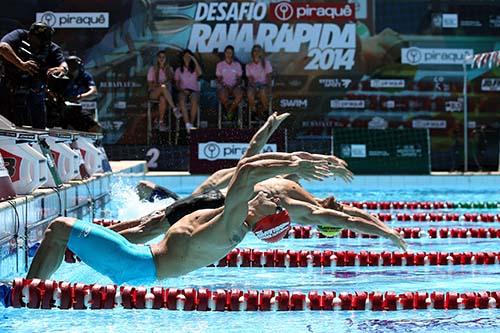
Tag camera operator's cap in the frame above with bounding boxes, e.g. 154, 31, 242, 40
66, 55, 84, 70
29, 22, 55, 44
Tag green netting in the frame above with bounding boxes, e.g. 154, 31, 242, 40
333, 128, 430, 174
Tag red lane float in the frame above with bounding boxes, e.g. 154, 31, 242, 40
286, 226, 500, 239
64, 248, 500, 267
344, 201, 499, 210
6, 278, 499, 311
389, 213, 499, 223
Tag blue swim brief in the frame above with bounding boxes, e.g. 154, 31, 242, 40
67, 219, 157, 285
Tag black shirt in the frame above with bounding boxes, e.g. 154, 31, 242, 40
65, 71, 96, 98
1, 29, 64, 82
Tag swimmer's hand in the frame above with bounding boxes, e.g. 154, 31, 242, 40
328, 165, 354, 183
388, 230, 407, 251
267, 112, 290, 132
327, 155, 348, 167
292, 159, 332, 181
291, 151, 348, 168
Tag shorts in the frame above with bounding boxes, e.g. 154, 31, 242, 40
67, 220, 157, 285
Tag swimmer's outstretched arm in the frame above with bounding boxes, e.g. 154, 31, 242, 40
282, 197, 407, 250
192, 112, 290, 195
241, 112, 290, 159
191, 167, 236, 195
222, 155, 331, 229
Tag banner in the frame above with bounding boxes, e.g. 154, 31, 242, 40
1, 1, 499, 170
189, 128, 285, 174
333, 128, 431, 174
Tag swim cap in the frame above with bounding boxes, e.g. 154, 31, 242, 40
252, 209, 291, 243
317, 225, 343, 237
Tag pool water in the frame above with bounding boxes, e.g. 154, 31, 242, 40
1, 177, 499, 333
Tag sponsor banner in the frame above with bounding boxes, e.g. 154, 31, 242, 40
351, 144, 367, 158
36, 12, 109, 28
368, 117, 388, 129
268, 2, 355, 22
279, 98, 309, 109
370, 79, 405, 88
198, 142, 277, 161
481, 78, 500, 91
189, 2, 357, 71
113, 101, 127, 110
396, 145, 423, 158
490, 15, 500, 28
348, 0, 367, 20
401, 48, 474, 65
190, 129, 285, 173
444, 100, 463, 112
368, 150, 389, 157
442, 14, 459, 28
412, 120, 447, 129
273, 75, 308, 91
340, 144, 366, 158
330, 99, 365, 109
99, 81, 143, 90
314, 77, 353, 90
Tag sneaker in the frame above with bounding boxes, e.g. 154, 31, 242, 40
173, 107, 182, 119
158, 122, 168, 132
186, 122, 193, 133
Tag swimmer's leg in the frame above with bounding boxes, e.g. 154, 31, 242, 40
29, 217, 156, 284
27, 217, 76, 280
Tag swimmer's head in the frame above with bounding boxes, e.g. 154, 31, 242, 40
136, 180, 156, 201
252, 206, 291, 243
248, 191, 290, 243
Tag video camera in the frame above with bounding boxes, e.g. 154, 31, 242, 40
16, 40, 50, 84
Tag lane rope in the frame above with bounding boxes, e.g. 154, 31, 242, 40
344, 201, 499, 210
63, 248, 499, 268
2, 278, 498, 311
285, 226, 500, 239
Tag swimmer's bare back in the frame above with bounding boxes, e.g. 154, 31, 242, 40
149, 153, 331, 278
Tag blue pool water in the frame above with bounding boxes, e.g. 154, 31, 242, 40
1, 176, 499, 333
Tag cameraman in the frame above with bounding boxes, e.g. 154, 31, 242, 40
0, 22, 68, 128
65, 55, 97, 102
60, 55, 100, 132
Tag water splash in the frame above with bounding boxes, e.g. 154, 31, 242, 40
107, 178, 175, 221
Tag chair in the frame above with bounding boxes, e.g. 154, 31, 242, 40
247, 94, 273, 128
146, 100, 179, 145
246, 78, 274, 128
218, 98, 244, 129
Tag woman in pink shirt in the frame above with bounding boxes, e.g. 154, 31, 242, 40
246, 45, 273, 117
216, 45, 243, 119
147, 51, 179, 132
175, 49, 203, 133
